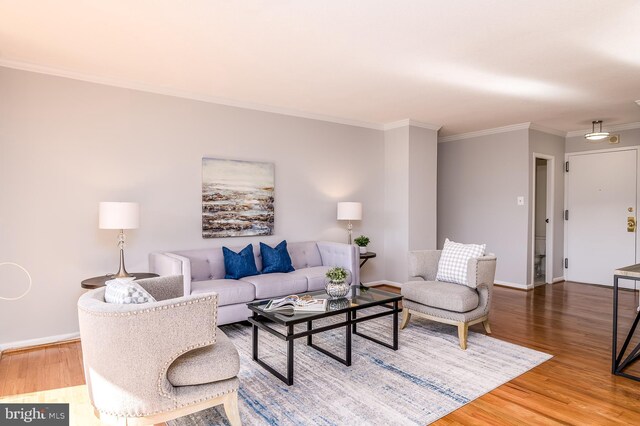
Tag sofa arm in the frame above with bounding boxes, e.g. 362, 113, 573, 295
408, 250, 441, 281
466, 255, 497, 289
77, 290, 218, 416
149, 252, 193, 295
317, 241, 359, 285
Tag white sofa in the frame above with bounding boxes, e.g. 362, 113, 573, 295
150, 241, 359, 325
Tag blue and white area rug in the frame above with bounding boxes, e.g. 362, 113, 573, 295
169, 315, 551, 425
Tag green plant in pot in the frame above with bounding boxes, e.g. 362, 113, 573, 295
354, 235, 370, 254
325, 266, 350, 299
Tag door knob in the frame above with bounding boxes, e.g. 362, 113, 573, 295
545, 218, 549, 223
628, 217, 636, 232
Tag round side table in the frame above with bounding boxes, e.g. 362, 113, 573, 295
81, 273, 159, 289
359, 251, 377, 268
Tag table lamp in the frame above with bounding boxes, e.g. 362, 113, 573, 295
99, 202, 140, 278
337, 202, 362, 245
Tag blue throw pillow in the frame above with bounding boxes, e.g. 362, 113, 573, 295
260, 240, 295, 274
223, 244, 260, 280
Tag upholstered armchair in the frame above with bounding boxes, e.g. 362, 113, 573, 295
77, 275, 241, 426
401, 250, 497, 350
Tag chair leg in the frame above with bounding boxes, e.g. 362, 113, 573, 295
400, 308, 411, 329
482, 319, 492, 334
223, 391, 242, 426
457, 323, 468, 350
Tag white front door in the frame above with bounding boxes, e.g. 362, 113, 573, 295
566, 149, 637, 286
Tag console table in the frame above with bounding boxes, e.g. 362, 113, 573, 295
612, 264, 640, 382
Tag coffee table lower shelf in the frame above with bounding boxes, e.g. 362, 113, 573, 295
247, 300, 400, 386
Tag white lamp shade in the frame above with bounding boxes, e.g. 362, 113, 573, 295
337, 202, 362, 221
99, 202, 140, 230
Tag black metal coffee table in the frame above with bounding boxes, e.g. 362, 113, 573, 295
247, 285, 402, 385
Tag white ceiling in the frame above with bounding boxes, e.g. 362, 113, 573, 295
1, 1, 639, 136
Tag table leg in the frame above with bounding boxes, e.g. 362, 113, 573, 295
613, 276, 619, 374
352, 309, 357, 333
393, 300, 399, 350
252, 313, 258, 362
346, 311, 352, 366
307, 320, 313, 345
286, 325, 294, 386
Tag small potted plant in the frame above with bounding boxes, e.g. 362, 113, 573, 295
325, 266, 350, 299
354, 235, 370, 254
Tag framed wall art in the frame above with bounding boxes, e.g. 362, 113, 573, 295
202, 158, 274, 238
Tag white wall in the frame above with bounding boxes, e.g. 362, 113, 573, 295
438, 130, 530, 287
0, 67, 386, 346
383, 127, 410, 283
408, 126, 438, 251
383, 125, 438, 283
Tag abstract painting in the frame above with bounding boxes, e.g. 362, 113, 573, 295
202, 158, 274, 238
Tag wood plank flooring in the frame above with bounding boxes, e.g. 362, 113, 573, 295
1, 281, 640, 425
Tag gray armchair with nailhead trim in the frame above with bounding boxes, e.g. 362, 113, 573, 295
77, 275, 241, 426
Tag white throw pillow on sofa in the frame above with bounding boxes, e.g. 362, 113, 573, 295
436, 238, 486, 286
105, 278, 157, 304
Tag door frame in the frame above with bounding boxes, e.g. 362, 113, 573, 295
563, 146, 640, 288
531, 153, 555, 285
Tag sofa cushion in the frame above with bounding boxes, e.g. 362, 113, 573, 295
289, 266, 354, 291
189, 257, 213, 281
167, 328, 240, 387
287, 241, 323, 269
436, 238, 486, 286
190, 279, 256, 306
402, 280, 479, 313
240, 273, 308, 299
260, 240, 295, 274
223, 244, 260, 280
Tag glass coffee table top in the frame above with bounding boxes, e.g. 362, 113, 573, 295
247, 285, 402, 325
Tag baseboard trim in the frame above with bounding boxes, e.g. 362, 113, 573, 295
552, 276, 565, 283
363, 280, 402, 288
0, 332, 80, 355
494, 280, 532, 290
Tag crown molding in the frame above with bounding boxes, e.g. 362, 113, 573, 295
566, 121, 640, 138
0, 59, 385, 131
438, 122, 532, 142
529, 123, 566, 137
382, 119, 441, 131
439, 122, 567, 142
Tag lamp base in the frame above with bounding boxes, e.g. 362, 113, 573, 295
111, 247, 132, 278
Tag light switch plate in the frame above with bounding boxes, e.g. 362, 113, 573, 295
517, 196, 525, 206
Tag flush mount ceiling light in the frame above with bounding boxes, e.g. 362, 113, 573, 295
585, 120, 610, 141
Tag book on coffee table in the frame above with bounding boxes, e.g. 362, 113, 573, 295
264, 295, 327, 313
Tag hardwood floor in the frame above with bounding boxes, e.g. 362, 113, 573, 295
1, 281, 640, 425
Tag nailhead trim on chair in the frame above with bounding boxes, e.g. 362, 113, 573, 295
157, 338, 216, 402
95, 388, 237, 417
77, 295, 215, 317
82, 294, 231, 417
156, 294, 219, 404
